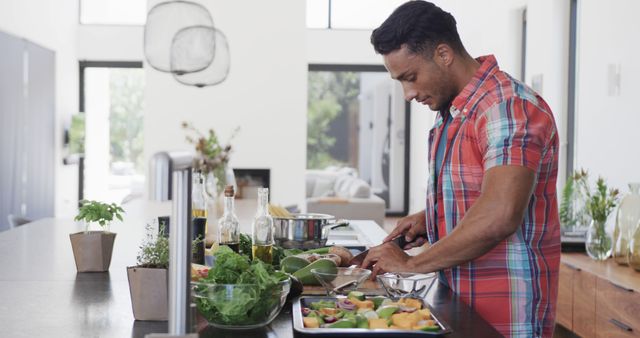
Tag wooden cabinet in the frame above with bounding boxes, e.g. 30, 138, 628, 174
556, 264, 573, 329
596, 277, 640, 337
573, 268, 596, 337
557, 254, 640, 338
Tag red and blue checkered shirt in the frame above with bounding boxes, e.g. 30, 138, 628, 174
425, 55, 561, 338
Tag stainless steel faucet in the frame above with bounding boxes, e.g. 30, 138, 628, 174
149, 151, 193, 335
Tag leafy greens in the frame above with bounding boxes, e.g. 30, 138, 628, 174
194, 246, 290, 326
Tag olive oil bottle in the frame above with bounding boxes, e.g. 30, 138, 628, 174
192, 170, 208, 219
251, 187, 274, 263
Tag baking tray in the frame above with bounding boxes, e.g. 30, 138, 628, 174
292, 296, 452, 337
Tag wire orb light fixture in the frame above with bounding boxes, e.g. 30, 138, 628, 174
144, 0, 230, 87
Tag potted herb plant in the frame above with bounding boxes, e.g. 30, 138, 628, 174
70, 200, 124, 272
127, 222, 204, 321
127, 223, 170, 321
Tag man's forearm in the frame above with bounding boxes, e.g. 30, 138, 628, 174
406, 195, 521, 273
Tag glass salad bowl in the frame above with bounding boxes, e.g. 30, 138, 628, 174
191, 279, 290, 329
376, 272, 437, 299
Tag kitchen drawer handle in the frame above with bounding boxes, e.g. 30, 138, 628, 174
609, 318, 633, 332
609, 281, 634, 292
564, 263, 581, 271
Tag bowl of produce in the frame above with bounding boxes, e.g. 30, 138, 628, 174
311, 267, 371, 296
192, 246, 291, 329
376, 272, 437, 299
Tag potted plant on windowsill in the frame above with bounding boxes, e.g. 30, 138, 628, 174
127, 222, 204, 321
70, 200, 124, 272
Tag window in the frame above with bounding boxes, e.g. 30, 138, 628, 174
306, 0, 406, 29
80, 0, 147, 25
308, 65, 409, 215
79, 61, 145, 204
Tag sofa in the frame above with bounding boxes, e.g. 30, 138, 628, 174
305, 167, 386, 227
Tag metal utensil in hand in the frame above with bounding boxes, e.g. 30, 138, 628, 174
347, 236, 408, 267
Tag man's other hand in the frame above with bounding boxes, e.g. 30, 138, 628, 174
384, 210, 427, 249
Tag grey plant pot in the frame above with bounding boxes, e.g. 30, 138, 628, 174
69, 231, 116, 272
127, 266, 168, 321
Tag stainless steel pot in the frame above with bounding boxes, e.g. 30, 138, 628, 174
273, 213, 349, 249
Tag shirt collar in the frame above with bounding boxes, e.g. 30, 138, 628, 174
449, 55, 500, 118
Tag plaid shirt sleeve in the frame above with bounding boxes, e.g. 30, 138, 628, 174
475, 97, 556, 172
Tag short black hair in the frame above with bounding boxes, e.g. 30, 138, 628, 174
371, 1, 464, 57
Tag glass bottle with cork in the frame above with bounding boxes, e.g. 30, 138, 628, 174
217, 185, 240, 252
251, 187, 274, 263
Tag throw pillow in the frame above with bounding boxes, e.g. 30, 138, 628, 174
311, 177, 335, 198
349, 178, 371, 198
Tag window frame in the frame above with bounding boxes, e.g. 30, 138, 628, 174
76, 60, 144, 205
308, 63, 410, 216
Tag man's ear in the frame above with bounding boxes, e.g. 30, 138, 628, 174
434, 44, 454, 67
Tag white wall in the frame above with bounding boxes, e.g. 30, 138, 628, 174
77, 25, 144, 61
525, 0, 570, 188
0, 0, 79, 218
574, 0, 640, 192
144, 0, 308, 207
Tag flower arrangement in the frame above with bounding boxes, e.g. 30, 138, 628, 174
572, 171, 620, 260
579, 175, 620, 223
182, 121, 238, 195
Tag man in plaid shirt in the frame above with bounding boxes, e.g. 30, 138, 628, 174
360, 1, 560, 337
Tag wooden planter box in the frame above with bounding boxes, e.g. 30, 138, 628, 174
127, 267, 168, 321
69, 231, 116, 272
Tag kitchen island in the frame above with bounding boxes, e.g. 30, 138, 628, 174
0, 206, 500, 337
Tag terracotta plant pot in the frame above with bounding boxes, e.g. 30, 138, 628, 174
127, 267, 168, 321
69, 231, 116, 272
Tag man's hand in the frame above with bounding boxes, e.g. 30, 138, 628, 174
384, 210, 427, 249
359, 241, 413, 279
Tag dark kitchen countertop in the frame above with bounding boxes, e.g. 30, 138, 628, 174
0, 217, 500, 338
